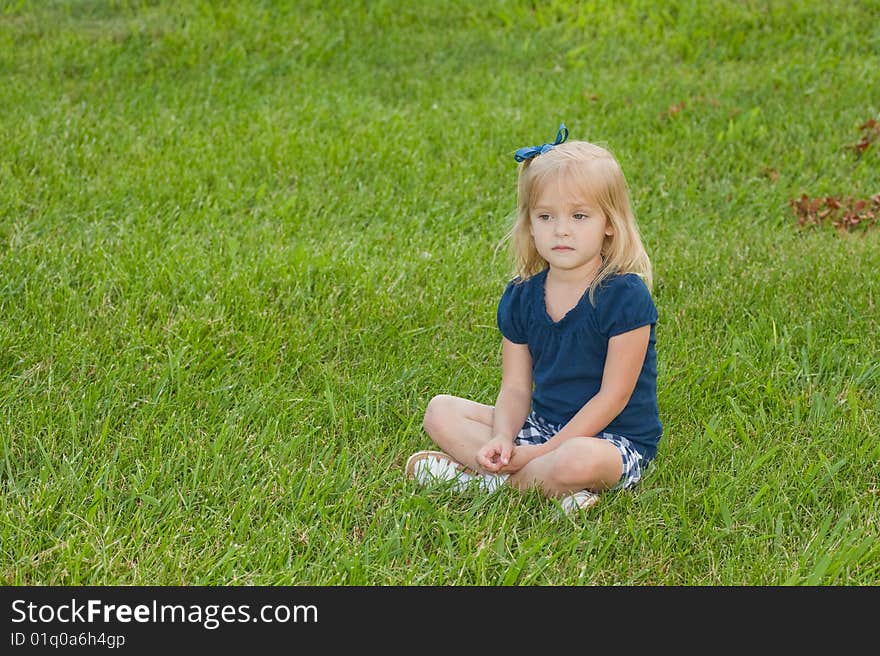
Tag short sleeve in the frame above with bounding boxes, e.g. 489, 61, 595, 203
497, 279, 528, 344
596, 274, 658, 338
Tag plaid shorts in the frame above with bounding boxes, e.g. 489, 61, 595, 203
514, 410, 648, 490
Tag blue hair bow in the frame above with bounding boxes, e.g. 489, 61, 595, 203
513, 123, 569, 162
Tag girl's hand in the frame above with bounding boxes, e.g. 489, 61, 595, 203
476, 436, 515, 473
497, 444, 543, 475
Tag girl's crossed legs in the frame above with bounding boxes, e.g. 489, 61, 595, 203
421, 394, 624, 497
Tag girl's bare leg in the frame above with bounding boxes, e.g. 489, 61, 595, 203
507, 437, 624, 497
422, 396, 624, 498
421, 394, 495, 472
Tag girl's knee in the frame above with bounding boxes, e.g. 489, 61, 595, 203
552, 452, 598, 486
551, 440, 621, 489
423, 394, 455, 435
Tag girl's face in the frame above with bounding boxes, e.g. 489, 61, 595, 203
528, 174, 613, 277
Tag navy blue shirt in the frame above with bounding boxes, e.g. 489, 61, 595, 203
496, 269, 662, 460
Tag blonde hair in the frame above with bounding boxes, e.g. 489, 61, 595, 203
503, 140, 652, 303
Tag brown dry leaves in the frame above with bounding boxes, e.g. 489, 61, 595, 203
790, 193, 880, 233
661, 101, 686, 119
790, 119, 879, 233
849, 118, 880, 156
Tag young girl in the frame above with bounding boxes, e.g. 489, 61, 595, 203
406, 124, 661, 515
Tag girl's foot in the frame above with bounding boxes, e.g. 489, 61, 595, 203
560, 489, 600, 515
405, 450, 507, 493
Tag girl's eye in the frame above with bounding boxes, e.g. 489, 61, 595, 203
574, 213, 589, 221
537, 214, 551, 221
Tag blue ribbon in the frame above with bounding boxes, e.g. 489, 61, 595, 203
513, 123, 569, 162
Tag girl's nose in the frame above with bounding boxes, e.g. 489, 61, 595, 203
554, 218, 570, 235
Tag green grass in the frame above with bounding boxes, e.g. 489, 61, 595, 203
1, 0, 878, 585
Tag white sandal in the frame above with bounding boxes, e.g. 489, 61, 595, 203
405, 450, 507, 492
405, 450, 470, 481
560, 490, 600, 516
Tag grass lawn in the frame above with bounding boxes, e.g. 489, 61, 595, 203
1, 0, 878, 585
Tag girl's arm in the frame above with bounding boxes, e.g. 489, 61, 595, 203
476, 338, 532, 472
522, 324, 651, 459
492, 338, 533, 440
